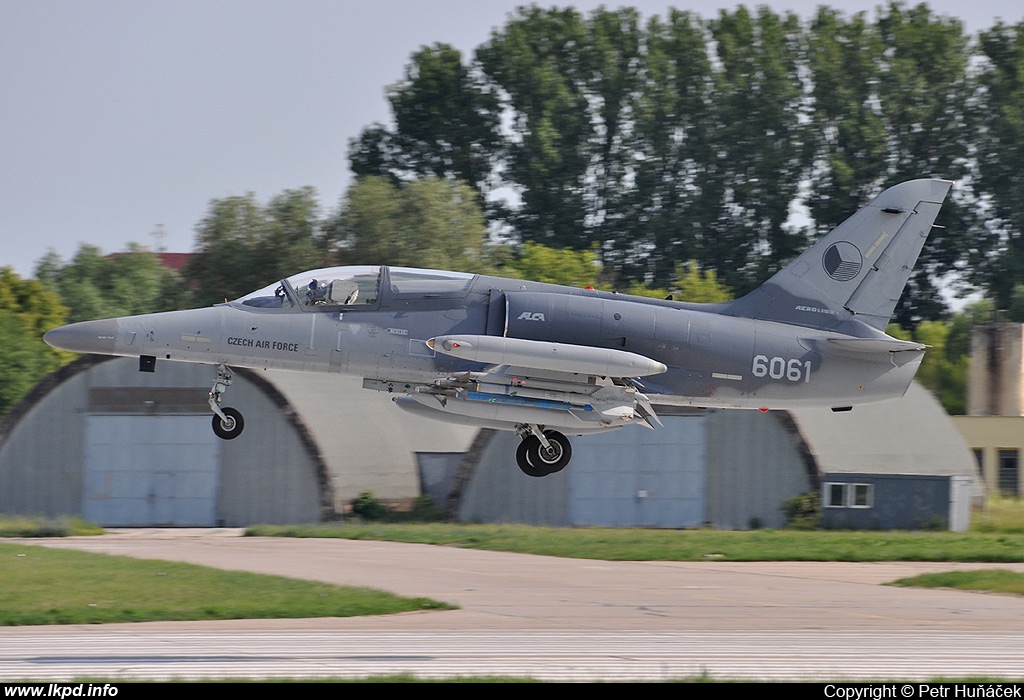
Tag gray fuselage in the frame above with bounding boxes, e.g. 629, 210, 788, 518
76, 267, 921, 411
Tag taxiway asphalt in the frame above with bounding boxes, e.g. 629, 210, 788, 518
3, 529, 1024, 681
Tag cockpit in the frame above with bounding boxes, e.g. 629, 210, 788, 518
235, 266, 475, 310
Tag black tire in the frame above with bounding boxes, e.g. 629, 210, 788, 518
516, 437, 548, 477
528, 430, 571, 473
212, 407, 245, 440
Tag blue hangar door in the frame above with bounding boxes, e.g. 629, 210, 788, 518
83, 414, 220, 526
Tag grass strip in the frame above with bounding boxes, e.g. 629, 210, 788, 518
246, 522, 1024, 562
0, 542, 454, 625
890, 568, 1024, 596
0, 516, 103, 537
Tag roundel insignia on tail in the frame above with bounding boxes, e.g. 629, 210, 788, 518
822, 241, 863, 282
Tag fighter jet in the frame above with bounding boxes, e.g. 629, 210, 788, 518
45, 178, 952, 476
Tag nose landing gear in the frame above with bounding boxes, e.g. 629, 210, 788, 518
209, 364, 245, 440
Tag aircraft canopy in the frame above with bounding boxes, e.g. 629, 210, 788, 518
236, 266, 474, 309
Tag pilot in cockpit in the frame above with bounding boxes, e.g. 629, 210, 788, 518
306, 279, 327, 305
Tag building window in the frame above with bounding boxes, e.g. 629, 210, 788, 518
851, 484, 873, 508
823, 482, 874, 508
826, 483, 846, 508
972, 448, 984, 473
998, 449, 1019, 497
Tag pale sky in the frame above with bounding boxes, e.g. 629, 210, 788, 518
3, 0, 1023, 278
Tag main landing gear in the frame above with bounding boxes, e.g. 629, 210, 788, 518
209, 364, 245, 440
515, 425, 571, 478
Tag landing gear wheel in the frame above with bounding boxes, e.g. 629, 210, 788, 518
515, 431, 572, 477
516, 437, 548, 477
529, 430, 571, 474
212, 407, 245, 440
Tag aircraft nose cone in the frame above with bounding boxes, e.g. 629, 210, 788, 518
44, 319, 118, 354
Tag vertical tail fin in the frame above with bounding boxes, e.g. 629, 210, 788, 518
726, 179, 954, 331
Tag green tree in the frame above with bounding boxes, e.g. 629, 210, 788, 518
622, 261, 733, 302
672, 262, 733, 303
186, 187, 328, 306
614, 9, 718, 287
0, 267, 68, 338
974, 21, 1024, 309
807, 3, 972, 326
881, 3, 973, 326
36, 244, 187, 323
500, 242, 605, 288
0, 312, 61, 417
0, 268, 69, 416
500, 245, 732, 304
806, 4, 969, 228
888, 299, 990, 415
351, 43, 501, 198
475, 6, 594, 251
185, 193, 268, 305
806, 7, 888, 228
1008, 285, 1024, 322
705, 6, 811, 292
913, 321, 955, 409
347, 3, 987, 319
328, 176, 489, 272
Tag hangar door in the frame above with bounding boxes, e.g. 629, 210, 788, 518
83, 415, 220, 526
569, 415, 707, 528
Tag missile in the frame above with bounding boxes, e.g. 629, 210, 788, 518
426, 334, 667, 377
393, 394, 629, 433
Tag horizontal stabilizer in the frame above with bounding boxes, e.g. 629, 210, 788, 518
808, 337, 926, 354
427, 334, 667, 377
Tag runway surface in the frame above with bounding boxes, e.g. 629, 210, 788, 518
3, 529, 1024, 682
